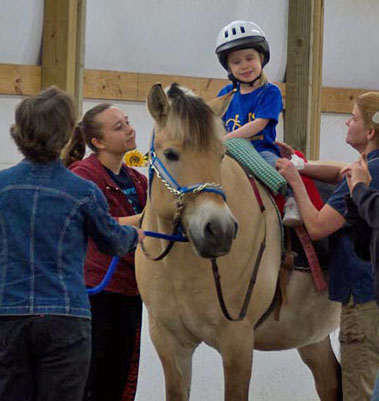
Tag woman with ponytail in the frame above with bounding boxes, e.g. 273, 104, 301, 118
63, 104, 147, 401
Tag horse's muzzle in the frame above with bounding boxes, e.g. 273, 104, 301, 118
187, 209, 238, 258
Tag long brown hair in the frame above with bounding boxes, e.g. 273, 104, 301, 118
11, 86, 76, 163
62, 103, 112, 167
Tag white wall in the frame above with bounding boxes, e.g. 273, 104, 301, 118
0, 0, 378, 399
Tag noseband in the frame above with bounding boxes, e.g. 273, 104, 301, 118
148, 129, 226, 201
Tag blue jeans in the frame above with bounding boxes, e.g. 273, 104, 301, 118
0, 315, 91, 401
260, 150, 293, 197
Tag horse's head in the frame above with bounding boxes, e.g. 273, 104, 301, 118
147, 83, 238, 258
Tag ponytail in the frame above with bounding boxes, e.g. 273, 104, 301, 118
61, 103, 112, 167
61, 123, 86, 167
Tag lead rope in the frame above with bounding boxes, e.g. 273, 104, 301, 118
139, 198, 186, 261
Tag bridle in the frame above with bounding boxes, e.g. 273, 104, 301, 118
139, 129, 226, 260
139, 129, 267, 322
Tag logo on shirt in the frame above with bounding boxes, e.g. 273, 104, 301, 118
225, 113, 256, 132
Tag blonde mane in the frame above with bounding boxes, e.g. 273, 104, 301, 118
164, 83, 224, 151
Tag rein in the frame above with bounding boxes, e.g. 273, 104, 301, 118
211, 177, 266, 321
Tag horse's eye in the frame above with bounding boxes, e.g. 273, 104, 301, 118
164, 149, 179, 162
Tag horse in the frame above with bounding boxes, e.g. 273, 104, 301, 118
135, 83, 342, 401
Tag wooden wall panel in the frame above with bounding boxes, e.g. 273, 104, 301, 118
0, 63, 365, 115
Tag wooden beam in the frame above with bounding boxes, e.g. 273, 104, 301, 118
285, 0, 324, 159
42, 0, 86, 114
0, 64, 41, 95
0, 63, 367, 114
74, 0, 86, 116
83, 69, 245, 103
309, 0, 324, 159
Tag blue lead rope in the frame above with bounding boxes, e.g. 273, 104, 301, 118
143, 230, 188, 242
87, 255, 120, 295
87, 230, 189, 295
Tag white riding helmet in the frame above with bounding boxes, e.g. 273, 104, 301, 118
215, 20, 270, 71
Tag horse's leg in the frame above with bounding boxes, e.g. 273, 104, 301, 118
297, 336, 342, 401
220, 327, 254, 401
149, 314, 197, 401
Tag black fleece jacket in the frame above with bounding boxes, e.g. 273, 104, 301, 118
344, 182, 379, 305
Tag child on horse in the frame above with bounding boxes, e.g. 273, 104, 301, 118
215, 20, 302, 227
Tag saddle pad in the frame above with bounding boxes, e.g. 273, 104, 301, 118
225, 138, 287, 195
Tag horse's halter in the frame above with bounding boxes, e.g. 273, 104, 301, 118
140, 129, 226, 260
141, 129, 267, 322
148, 129, 226, 201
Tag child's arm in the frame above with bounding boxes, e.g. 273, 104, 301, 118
223, 118, 269, 140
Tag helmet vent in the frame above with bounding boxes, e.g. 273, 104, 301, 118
240, 26, 245, 33
224, 30, 229, 38
232, 27, 236, 35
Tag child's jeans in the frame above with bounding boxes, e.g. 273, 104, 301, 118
260, 150, 293, 197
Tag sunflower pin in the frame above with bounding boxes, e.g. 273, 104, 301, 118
124, 150, 148, 167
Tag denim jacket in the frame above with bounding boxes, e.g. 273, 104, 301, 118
0, 160, 138, 319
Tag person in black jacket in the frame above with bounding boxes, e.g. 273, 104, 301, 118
343, 148, 379, 306
342, 114, 379, 401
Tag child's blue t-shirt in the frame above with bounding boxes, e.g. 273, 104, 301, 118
218, 82, 283, 156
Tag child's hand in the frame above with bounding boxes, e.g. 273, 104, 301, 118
275, 141, 294, 159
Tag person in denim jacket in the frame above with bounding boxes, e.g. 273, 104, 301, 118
0, 87, 143, 401
277, 92, 379, 401
62, 104, 147, 401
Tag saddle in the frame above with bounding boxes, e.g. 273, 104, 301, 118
224, 138, 329, 319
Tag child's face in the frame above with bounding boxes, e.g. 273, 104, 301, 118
227, 48, 262, 83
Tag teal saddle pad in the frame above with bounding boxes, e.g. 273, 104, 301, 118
224, 138, 287, 195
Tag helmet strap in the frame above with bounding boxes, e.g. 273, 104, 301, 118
227, 72, 262, 88
248, 73, 262, 87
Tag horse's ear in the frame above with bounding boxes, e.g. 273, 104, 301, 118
147, 83, 170, 126
207, 89, 236, 117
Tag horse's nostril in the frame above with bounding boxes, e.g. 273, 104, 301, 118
234, 221, 239, 239
205, 222, 214, 237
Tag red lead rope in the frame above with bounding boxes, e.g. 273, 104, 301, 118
295, 226, 327, 292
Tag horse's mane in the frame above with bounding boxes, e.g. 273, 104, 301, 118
165, 83, 224, 151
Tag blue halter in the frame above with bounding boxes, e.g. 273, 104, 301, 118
148, 129, 227, 201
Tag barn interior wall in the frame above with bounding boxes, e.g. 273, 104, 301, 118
0, 1, 377, 399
